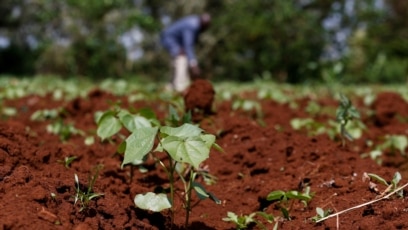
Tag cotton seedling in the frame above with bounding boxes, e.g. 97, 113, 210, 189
232, 98, 265, 126
96, 106, 222, 229
363, 171, 404, 198
335, 94, 361, 147
31, 108, 85, 141
311, 207, 332, 222
222, 211, 277, 230
266, 187, 313, 220
316, 172, 408, 224
362, 135, 408, 165
222, 212, 257, 230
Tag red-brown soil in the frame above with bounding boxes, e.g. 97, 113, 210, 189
1, 82, 408, 230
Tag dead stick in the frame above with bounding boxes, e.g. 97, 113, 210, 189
316, 182, 408, 223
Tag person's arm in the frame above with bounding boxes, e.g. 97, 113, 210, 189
182, 30, 201, 78
182, 30, 197, 67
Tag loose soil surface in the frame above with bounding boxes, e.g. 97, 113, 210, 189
1, 80, 408, 230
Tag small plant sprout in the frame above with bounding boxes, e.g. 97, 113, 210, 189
362, 135, 408, 165
166, 103, 192, 127
73, 165, 104, 212
31, 108, 85, 141
232, 98, 265, 126
316, 173, 408, 225
222, 211, 277, 230
266, 187, 313, 220
222, 212, 256, 230
57, 156, 77, 168
363, 171, 404, 198
311, 207, 332, 222
377, 135, 408, 156
336, 94, 361, 147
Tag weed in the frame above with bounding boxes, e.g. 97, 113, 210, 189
57, 156, 77, 168
73, 165, 104, 212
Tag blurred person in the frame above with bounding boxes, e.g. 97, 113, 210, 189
160, 13, 211, 92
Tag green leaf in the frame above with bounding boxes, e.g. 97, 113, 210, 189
316, 207, 324, 217
192, 182, 221, 204
266, 190, 286, 201
117, 141, 126, 154
200, 134, 216, 149
281, 207, 290, 220
192, 182, 210, 200
134, 192, 171, 212
161, 136, 210, 168
160, 123, 203, 138
97, 111, 122, 140
121, 127, 158, 168
391, 135, 408, 155
286, 190, 312, 202
392, 172, 402, 187
222, 211, 238, 223
367, 173, 389, 186
120, 113, 152, 132
256, 211, 275, 223
137, 108, 157, 120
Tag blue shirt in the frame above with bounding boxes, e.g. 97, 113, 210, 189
160, 15, 201, 65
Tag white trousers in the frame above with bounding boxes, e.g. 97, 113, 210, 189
172, 55, 190, 92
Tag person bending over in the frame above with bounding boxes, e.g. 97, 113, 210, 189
160, 13, 211, 92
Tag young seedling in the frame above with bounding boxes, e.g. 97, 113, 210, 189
377, 135, 408, 156
73, 165, 104, 212
362, 135, 408, 165
130, 124, 221, 228
96, 106, 222, 229
222, 211, 277, 230
266, 187, 313, 220
311, 207, 332, 222
166, 103, 192, 127
31, 108, 85, 141
57, 156, 77, 168
335, 94, 361, 147
222, 212, 257, 230
316, 172, 408, 225
363, 171, 404, 197
232, 98, 265, 126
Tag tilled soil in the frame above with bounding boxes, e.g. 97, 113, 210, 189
1, 81, 408, 230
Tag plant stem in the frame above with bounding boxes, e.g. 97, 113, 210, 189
154, 153, 175, 229
168, 157, 175, 229
184, 171, 195, 228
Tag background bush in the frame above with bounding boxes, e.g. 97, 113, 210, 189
0, 0, 406, 84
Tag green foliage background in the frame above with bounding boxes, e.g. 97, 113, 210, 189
0, 0, 406, 83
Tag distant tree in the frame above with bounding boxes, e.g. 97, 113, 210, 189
342, 0, 408, 83
205, 0, 329, 83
